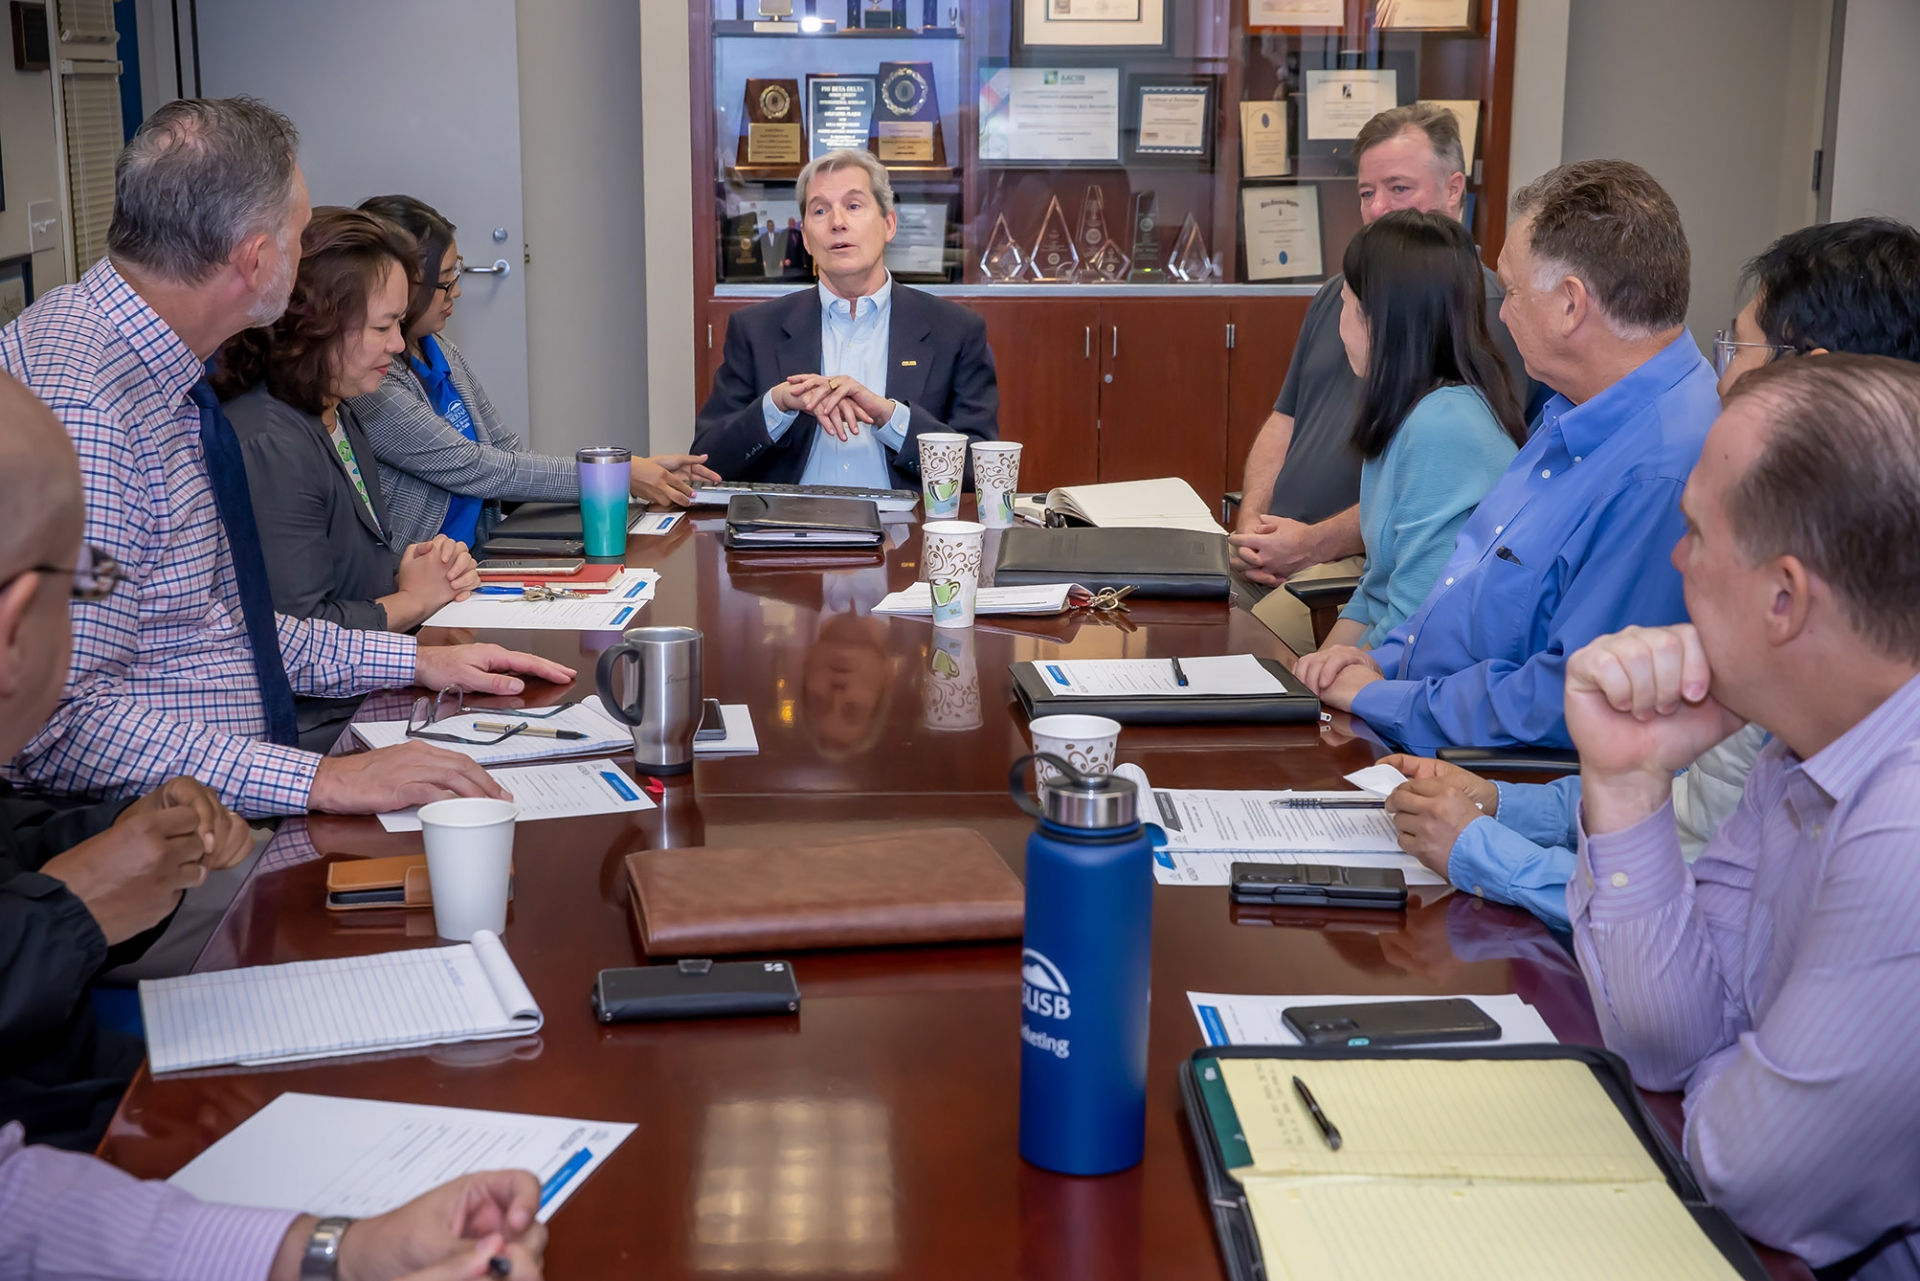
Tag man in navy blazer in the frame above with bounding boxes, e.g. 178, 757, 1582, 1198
694, 149, 999, 488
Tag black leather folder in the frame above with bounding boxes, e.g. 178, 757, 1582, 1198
489, 502, 588, 539
994, 526, 1232, 599
1009, 656, 1319, 725
722, 494, 884, 550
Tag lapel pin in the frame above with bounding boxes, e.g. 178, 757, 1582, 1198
900, 359, 918, 366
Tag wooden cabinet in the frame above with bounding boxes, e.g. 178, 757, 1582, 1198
1225, 295, 1314, 501
1096, 299, 1232, 511
967, 298, 1100, 491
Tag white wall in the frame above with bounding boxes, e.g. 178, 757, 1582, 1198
0, 59, 69, 294
1505, 0, 1570, 198
517, 0, 652, 458
639, 0, 696, 456
1828, 0, 1920, 224
1560, 0, 1830, 345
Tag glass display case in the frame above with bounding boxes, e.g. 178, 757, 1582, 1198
701, 0, 1513, 292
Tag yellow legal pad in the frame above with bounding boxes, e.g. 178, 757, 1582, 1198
1214, 1058, 1743, 1280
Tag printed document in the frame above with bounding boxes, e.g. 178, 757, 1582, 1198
169, 1093, 634, 1224
378, 759, 656, 832
629, 511, 684, 535
580, 696, 760, 756
424, 572, 657, 629
875, 582, 1075, 616
140, 930, 541, 1073
352, 702, 630, 766
1037, 653, 1284, 698
1187, 991, 1556, 1049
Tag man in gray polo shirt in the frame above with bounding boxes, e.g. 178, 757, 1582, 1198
1232, 103, 1532, 655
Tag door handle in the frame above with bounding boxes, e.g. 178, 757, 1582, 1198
1084, 326, 1091, 358
1111, 326, 1118, 359
462, 259, 513, 278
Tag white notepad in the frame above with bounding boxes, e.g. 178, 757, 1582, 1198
139, 930, 542, 1073
873, 582, 1076, 616
169, 1093, 634, 1225
350, 702, 631, 765
1037, 654, 1285, 698
376, 759, 657, 832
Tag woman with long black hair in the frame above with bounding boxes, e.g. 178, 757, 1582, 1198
1297, 210, 1526, 667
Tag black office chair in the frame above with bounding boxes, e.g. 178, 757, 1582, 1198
1282, 575, 1362, 649
1221, 490, 1243, 527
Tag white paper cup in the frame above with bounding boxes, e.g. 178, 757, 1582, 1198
918, 432, 968, 518
922, 519, 985, 629
419, 797, 519, 941
1030, 714, 1122, 785
922, 627, 982, 731
970, 441, 1023, 529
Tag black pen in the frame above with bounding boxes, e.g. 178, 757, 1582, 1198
488, 1257, 512, 1278
472, 721, 587, 740
1170, 656, 1189, 687
1293, 1074, 1342, 1151
1495, 545, 1524, 566
1275, 797, 1386, 809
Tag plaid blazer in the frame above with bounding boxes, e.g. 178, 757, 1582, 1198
349, 335, 577, 546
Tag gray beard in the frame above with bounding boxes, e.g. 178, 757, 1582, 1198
246, 247, 297, 326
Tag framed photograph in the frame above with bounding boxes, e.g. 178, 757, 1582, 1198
1018, 0, 1169, 53
1127, 75, 1216, 165
0, 254, 32, 327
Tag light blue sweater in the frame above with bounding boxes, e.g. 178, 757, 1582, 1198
1339, 385, 1517, 648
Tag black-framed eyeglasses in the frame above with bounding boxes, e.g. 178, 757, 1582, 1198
405, 687, 573, 745
430, 259, 465, 295
26, 543, 122, 601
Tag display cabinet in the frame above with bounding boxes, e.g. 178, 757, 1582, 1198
691, 0, 1517, 507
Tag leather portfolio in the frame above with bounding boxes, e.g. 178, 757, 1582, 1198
488, 502, 589, 540
994, 526, 1233, 598
1010, 656, 1320, 725
325, 855, 433, 911
722, 494, 884, 550
624, 827, 1023, 956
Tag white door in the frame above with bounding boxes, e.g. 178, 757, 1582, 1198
194, 0, 531, 437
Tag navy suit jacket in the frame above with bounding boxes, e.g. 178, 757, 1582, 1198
693, 282, 1000, 487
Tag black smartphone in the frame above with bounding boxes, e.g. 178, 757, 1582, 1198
591, 958, 800, 1023
1282, 997, 1502, 1048
482, 538, 585, 556
695, 698, 726, 742
1229, 862, 1408, 909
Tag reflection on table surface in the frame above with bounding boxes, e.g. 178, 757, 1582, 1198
98, 511, 1811, 1281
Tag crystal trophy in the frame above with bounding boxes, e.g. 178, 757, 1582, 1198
1128, 191, 1166, 283
980, 214, 1027, 282
1028, 196, 1080, 282
1074, 186, 1129, 282
1167, 213, 1217, 283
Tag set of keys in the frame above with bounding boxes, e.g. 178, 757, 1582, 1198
1079, 585, 1135, 613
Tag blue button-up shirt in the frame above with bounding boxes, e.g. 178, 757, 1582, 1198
760, 274, 913, 488
1350, 331, 1719, 750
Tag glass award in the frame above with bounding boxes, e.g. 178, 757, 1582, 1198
1168, 213, 1217, 283
1028, 196, 1080, 283
980, 214, 1027, 282
1074, 186, 1129, 283
1128, 191, 1166, 283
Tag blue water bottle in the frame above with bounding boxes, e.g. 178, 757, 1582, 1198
1012, 752, 1155, 1175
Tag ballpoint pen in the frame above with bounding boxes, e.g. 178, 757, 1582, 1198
1275, 796, 1386, 809
472, 722, 587, 740
1292, 1075, 1342, 1150
1170, 656, 1189, 687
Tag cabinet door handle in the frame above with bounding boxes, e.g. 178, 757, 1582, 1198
1084, 326, 1091, 358
707, 323, 713, 350
1111, 326, 1119, 359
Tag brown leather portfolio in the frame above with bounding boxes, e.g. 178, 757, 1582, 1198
624, 827, 1024, 955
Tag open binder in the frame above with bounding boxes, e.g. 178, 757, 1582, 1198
1010, 656, 1320, 725
1180, 1044, 1769, 1281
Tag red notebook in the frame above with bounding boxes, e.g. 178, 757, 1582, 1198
477, 562, 626, 591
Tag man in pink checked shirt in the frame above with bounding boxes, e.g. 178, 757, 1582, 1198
0, 96, 574, 819
1564, 354, 1920, 1277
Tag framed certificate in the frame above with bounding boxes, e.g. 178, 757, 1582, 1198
1374, 0, 1474, 30
1421, 97, 1481, 171
1304, 69, 1398, 141
1241, 185, 1323, 281
885, 200, 955, 280
1238, 100, 1290, 178
1128, 75, 1215, 163
1018, 0, 1169, 52
1249, 0, 1345, 29
978, 66, 1123, 165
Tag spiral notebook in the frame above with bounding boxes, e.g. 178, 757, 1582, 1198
139, 931, 542, 1073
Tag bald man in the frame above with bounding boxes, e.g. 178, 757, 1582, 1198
0, 371, 254, 1151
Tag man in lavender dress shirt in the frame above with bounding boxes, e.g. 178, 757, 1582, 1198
1565, 354, 1920, 1276
0, 355, 548, 1280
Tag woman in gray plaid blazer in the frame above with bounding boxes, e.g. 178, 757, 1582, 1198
349, 195, 716, 547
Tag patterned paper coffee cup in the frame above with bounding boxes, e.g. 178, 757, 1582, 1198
922, 519, 984, 629
971, 440, 1023, 529
919, 432, 968, 518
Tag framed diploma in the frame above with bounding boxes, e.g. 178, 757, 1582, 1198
1421, 97, 1481, 171
1303, 69, 1398, 141
1248, 0, 1344, 29
978, 66, 1122, 165
1017, 0, 1169, 52
1128, 75, 1215, 163
1238, 100, 1290, 178
1374, 0, 1474, 30
1241, 185, 1323, 281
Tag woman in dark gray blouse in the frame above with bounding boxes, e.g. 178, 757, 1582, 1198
216, 208, 479, 635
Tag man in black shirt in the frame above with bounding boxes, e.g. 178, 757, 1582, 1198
1232, 103, 1533, 654
0, 371, 253, 1148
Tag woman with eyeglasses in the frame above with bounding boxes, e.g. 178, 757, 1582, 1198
349, 195, 720, 548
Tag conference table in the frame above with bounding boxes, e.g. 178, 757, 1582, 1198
98, 505, 1812, 1280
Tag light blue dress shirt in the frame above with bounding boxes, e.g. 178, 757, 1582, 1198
1349, 332, 1719, 751
1339, 385, 1517, 649
760, 274, 914, 489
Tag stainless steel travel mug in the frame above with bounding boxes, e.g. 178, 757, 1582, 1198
593, 625, 703, 774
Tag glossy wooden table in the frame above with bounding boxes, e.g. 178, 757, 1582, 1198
97, 509, 1811, 1280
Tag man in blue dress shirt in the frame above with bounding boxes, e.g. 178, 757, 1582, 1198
693, 149, 999, 488
1295, 160, 1720, 751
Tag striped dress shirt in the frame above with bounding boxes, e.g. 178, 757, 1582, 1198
0, 1121, 294, 1281
0, 261, 418, 816
1570, 673, 1920, 1277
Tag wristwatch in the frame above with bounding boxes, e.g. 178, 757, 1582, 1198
301, 1216, 355, 1280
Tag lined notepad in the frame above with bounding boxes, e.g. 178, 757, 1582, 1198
1212, 1057, 1743, 1280
140, 931, 542, 1073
